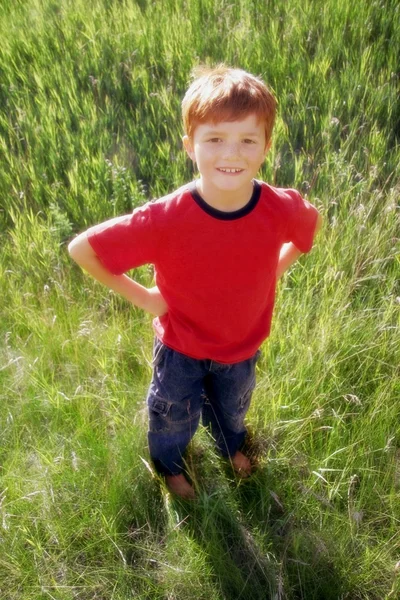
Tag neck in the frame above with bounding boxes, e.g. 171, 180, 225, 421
196, 178, 254, 212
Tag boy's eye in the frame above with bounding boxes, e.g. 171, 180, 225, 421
243, 139, 256, 144
208, 138, 222, 143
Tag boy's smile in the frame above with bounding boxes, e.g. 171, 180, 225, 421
183, 114, 270, 212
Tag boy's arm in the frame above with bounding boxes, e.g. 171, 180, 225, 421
276, 212, 323, 279
68, 232, 168, 317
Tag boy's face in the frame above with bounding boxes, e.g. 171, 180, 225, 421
183, 114, 270, 199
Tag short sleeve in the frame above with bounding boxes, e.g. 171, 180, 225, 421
284, 189, 319, 253
87, 203, 157, 275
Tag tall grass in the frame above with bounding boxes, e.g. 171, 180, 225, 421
0, 0, 399, 598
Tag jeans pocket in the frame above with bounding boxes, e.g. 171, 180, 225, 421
239, 379, 255, 410
152, 338, 168, 368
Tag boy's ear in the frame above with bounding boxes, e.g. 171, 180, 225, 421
183, 135, 195, 161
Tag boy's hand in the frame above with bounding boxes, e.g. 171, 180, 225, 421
144, 286, 168, 317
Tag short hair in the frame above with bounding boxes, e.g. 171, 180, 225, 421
182, 64, 277, 144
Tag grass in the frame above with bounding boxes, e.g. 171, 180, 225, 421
0, 0, 399, 598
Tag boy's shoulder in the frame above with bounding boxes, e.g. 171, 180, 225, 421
145, 182, 194, 217
142, 180, 309, 224
150, 180, 304, 208
257, 179, 303, 202
256, 179, 307, 216
150, 182, 193, 205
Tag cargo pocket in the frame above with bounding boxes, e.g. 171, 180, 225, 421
147, 395, 173, 433
148, 396, 172, 417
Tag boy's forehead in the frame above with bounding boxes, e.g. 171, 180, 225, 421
194, 114, 265, 135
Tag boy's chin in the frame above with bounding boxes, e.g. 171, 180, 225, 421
212, 176, 254, 192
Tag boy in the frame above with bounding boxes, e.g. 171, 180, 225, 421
69, 65, 322, 500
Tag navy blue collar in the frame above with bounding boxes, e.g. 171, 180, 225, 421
188, 180, 261, 220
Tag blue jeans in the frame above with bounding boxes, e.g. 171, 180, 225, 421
147, 338, 260, 476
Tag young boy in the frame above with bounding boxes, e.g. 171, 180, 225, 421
69, 65, 322, 499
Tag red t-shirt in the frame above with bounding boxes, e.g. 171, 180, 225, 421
88, 180, 319, 363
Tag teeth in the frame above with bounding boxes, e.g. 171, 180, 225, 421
219, 168, 242, 173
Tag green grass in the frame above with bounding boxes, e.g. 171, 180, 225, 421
1, 0, 399, 598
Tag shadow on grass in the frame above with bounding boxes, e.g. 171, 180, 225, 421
183, 493, 279, 600
114, 437, 348, 599
169, 452, 348, 600
231, 463, 347, 600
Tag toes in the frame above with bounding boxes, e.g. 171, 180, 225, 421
231, 452, 253, 478
233, 462, 252, 477
165, 475, 196, 499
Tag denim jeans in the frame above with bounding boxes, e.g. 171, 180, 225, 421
146, 338, 260, 476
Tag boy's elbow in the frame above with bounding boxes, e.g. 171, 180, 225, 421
68, 233, 95, 264
315, 212, 323, 234
68, 236, 82, 260
68, 237, 77, 257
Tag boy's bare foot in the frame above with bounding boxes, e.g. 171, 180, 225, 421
231, 451, 253, 478
165, 474, 196, 499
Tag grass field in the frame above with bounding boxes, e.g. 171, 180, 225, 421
0, 0, 399, 598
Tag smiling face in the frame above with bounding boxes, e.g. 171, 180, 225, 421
183, 114, 270, 210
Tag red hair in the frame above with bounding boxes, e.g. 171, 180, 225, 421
182, 65, 277, 144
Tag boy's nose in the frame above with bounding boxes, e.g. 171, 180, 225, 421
222, 142, 241, 158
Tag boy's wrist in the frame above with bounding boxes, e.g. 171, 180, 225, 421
132, 285, 167, 317
143, 286, 168, 317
